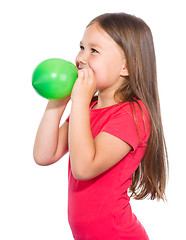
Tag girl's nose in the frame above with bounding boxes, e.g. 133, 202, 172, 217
78, 55, 87, 64
76, 53, 89, 69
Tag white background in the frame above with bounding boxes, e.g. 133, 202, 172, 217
0, 0, 185, 239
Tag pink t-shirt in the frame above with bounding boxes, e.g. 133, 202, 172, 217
67, 100, 150, 240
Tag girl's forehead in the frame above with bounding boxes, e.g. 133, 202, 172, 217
81, 23, 116, 47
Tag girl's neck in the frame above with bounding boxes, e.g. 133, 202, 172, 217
93, 90, 119, 109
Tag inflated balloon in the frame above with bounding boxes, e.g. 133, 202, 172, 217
32, 58, 78, 100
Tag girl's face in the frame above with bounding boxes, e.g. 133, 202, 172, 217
76, 23, 128, 92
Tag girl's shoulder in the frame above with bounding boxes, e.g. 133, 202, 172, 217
96, 99, 151, 151
112, 99, 151, 136
122, 99, 150, 119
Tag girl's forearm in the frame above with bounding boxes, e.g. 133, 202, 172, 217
33, 99, 69, 165
69, 102, 95, 179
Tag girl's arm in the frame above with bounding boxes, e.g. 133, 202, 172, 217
33, 96, 70, 166
69, 102, 131, 180
69, 69, 131, 180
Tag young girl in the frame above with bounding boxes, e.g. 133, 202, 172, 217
34, 13, 168, 240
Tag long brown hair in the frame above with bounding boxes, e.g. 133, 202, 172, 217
88, 13, 168, 201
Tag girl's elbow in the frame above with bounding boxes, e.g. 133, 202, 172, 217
33, 154, 48, 166
72, 171, 89, 181
33, 151, 52, 166
33, 151, 66, 166
71, 165, 94, 181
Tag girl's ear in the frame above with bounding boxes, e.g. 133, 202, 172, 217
120, 65, 129, 77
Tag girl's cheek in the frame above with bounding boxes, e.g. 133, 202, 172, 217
88, 60, 97, 73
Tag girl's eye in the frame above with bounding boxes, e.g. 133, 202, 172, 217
91, 48, 98, 53
80, 45, 84, 50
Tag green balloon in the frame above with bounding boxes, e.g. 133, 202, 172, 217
32, 58, 78, 100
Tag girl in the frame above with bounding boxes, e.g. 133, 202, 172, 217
34, 13, 168, 240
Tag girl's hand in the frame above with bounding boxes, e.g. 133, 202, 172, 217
71, 67, 97, 106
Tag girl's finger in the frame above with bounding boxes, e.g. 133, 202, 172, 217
82, 68, 89, 81
78, 70, 84, 79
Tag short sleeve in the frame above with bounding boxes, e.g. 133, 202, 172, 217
101, 109, 142, 151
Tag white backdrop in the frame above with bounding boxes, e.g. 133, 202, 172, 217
0, 0, 185, 239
